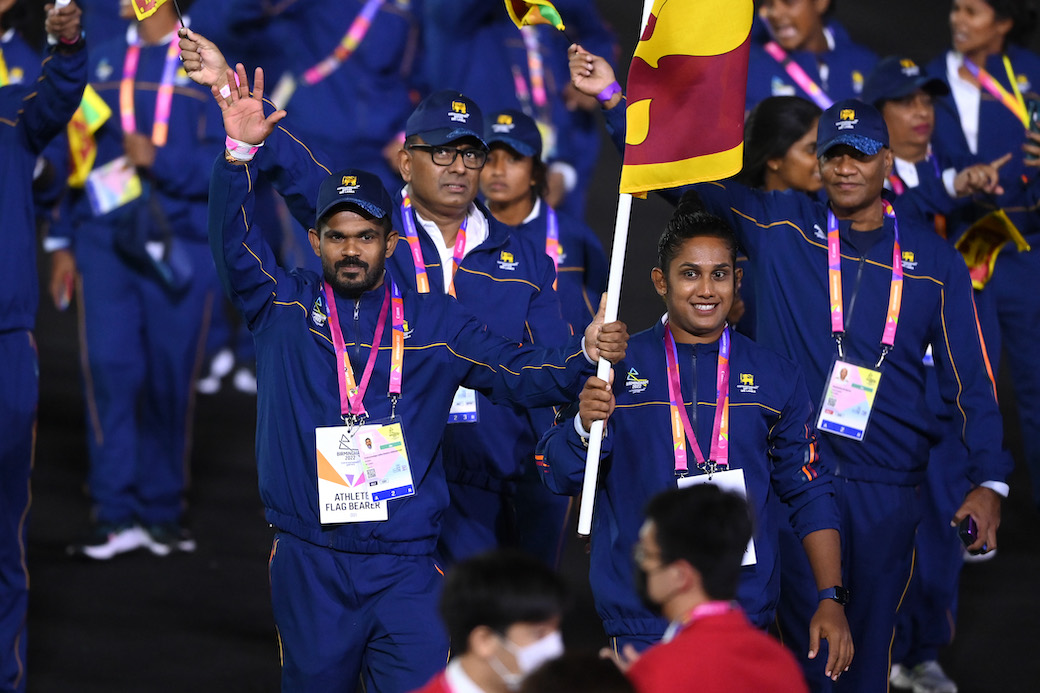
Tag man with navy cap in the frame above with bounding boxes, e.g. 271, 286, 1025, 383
392, 92, 577, 570
684, 99, 1013, 692
206, 65, 628, 692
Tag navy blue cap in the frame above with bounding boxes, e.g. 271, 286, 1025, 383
314, 169, 393, 227
405, 89, 486, 147
817, 99, 889, 157
484, 109, 542, 159
862, 56, 950, 107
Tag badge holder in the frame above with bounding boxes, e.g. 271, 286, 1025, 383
447, 387, 479, 424
315, 419, 415, 525
677, 468, 757, 566
816, 355, 883, 442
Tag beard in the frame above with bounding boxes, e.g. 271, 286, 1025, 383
323, 256, 384, 298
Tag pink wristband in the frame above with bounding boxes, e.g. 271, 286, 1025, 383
596, 81, 621, 104
225, 135, 261, 161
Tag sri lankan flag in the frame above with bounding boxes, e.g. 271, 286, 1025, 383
620, 0, 752, 195
67, 85, 112, 188
131, 0, 168, 21
505, 0, 565, 31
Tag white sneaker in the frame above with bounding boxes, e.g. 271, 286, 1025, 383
890, 663, 913, 690
67, 522, 146, 560
232, 367, 257, 394
909, 660, 958, 693
196, 348, 235, 393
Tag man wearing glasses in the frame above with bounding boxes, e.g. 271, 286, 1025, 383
393, 91, 573, 569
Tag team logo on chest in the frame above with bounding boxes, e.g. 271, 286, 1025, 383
311, 294, 328, 327
497, 251, 519, 271
737, 373, 758, 394
901, 250, 918, 271
626, 368, 649, 395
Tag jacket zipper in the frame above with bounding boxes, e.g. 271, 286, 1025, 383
353, 299, 362, 360
844, 252, 867, 333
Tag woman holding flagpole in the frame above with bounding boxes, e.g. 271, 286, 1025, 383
535, 201, 852, 677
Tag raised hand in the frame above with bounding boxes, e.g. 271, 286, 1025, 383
213, 64, 286, 147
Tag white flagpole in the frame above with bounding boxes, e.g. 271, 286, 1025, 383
576, 193, 632, 535
576, 0, 655, 537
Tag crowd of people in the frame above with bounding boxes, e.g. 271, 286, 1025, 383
2, 0, 1038, 691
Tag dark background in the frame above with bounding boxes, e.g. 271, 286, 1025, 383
22, 1, 1040, 691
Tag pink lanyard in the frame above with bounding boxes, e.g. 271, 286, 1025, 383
302, 0, 384, 86
664, 323, 731, 476
323, 280, 404, 425
545, 205, 559, 290
763, 41, 833, 110
512, 25, 552, 124
120, 34, 181, 147
399, 196, 468, 297
681, 601, 734, 626
827, 201, 903, 366
963, 55, 1030, 129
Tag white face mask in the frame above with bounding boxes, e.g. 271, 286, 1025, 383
489, 630, 564, 691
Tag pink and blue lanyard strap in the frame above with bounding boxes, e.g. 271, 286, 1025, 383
763, 41, 834, 110
827, 200, 903, 367
664, 323, 731, 476
302, 0, 384, 86
545, 206, 560, 290
120, 34, 182, 147
323, 280, 404, 425
400, 196, 467, 297
512, 26, 550, 121
963, 55, 1030, 129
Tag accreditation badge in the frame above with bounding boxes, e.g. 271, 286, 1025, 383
86, 155, 142, 216
314, 422, 415, 524
816, 359, 882, 442
447, 387, 479, 423
677, 468, 757, 566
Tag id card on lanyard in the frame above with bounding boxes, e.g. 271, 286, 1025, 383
314, 280, 413, 524
816, 202, 902, 441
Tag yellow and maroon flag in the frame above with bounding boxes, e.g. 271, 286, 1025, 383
131, 0, 168, 21
620, 0, 752, 195
67, 84, 112, 188
505, 0, 565, 31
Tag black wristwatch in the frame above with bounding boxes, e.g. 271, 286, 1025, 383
818, 586, 850, 606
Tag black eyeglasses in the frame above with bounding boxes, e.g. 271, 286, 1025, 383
407, 144, 488, 169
